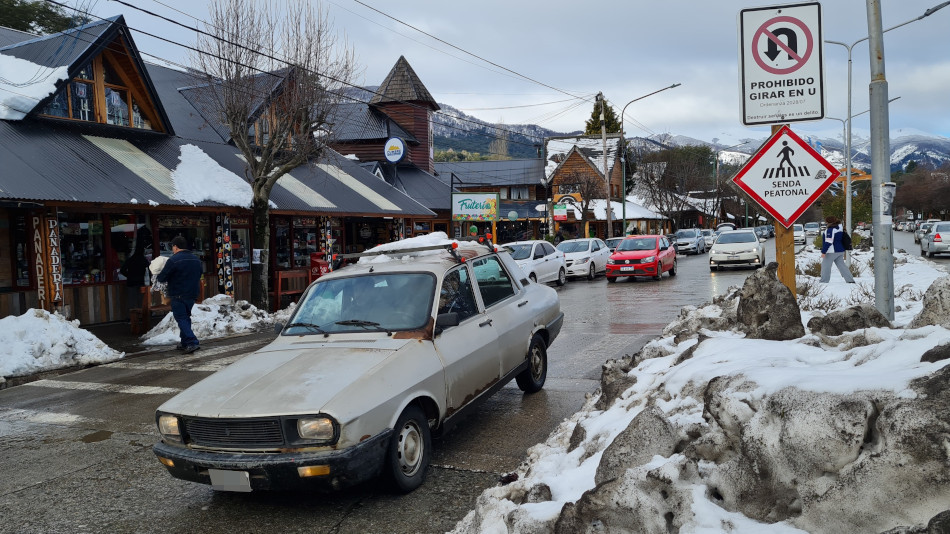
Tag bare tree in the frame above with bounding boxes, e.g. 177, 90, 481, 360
634, 145, 715, 229
193, 0, 357, 309
556, 170, 606, 230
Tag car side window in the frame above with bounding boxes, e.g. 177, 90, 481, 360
541, 242, 555, 256
592, 241, 601, 251
533, 244, 544, 259
438, 266, 478, 322
472, 255, 516, 308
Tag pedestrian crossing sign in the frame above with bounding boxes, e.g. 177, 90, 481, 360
732, 125, 840, 228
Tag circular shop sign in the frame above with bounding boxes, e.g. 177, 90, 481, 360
507, 210, 519, 222
384, 137, 406, 164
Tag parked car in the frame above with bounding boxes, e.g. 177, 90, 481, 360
502, 240, 566, 286
914, 223, 934, 244
754, 225, 769, 239
793, 223, 806, 245
804, 221, 821, 237
153, 239, 564, 493
556, 238, 611, 280
921, 221, 950, 258
605, 236, 625, 252
701, 229, 715, 249
716, 222, 737, 232
673, 228, 706, 255
709, 229, 767, 271
605, 235, 677, 282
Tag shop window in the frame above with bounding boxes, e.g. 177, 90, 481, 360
110, 216, 151, 281
230, 227, 250, 272
60, 214, 106, 285
274, 218, 290, 269
292, 217, 318, 269
157, 215, 210, 272
12, 215, 31, 288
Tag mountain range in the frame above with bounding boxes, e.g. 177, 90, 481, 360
433, 103, 950, 172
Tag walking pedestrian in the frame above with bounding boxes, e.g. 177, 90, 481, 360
155, 236, 203, 352
820, 216, 855, 284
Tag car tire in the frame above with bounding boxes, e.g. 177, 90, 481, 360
587, 264, 595, 280
669, 259, 677, 276
516, 334, 547, 393
387, 404, 431, 493
556, 268, 566, 286
921, 246, 926, 256
928, 248, 934, 258
710, 265, 718, 272
607, 276, 616, 283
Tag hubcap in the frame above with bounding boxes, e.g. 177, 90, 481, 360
397, 421, 423, 476
531, 346, 543, 381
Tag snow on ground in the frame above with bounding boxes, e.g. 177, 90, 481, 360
451, 244, 950, 534
139, 294, 295, 346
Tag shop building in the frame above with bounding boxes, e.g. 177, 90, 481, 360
0, 17, 433, 324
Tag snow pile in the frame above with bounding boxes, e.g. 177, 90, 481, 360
0, 309, 123, 381
357, 232, 494, 264
452, 248, 950, 534
0, 54, 68, 120
141, 294, 293, 346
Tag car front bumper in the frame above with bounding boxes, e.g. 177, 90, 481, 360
565, 260, 592, 276
606, 261, 660, 278
709, 252, 763, 268
153, 429, 393, 492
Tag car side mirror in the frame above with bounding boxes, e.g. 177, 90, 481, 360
759, 238, 766, 243
435, 312, 459, 335
274, 322, 284, 334
534, 252, 544, 259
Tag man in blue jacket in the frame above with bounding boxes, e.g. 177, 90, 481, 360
156, 235, 203, 353
820, 215, 855, 284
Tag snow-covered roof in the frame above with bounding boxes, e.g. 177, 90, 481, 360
545, 135, 623, 180
567, 198, 665, 221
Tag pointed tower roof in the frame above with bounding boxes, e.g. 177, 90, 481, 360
370, 56, 439, 110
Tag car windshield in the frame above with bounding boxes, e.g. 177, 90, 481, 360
805, 223, 820, 230
286, 273, 435, 334
676, 230, 697, 239
557, 241, 590, 253
505, 244, 532, 260
617, 237, 658, 251
702, 230, 713, 237
716, 232, 757, 244
793, 224, 804, 232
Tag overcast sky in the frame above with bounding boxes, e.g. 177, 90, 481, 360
86, 0, 950, 144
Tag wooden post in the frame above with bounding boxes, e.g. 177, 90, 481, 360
772, 124, 796, 297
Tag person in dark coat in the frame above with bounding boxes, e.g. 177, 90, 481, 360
820, 216, 855, 284
156, 236, 203, 352
119, 246, 149, 312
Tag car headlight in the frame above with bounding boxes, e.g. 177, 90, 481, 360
297, 417, 336, 441
576, 257, 590, 264
642, 255, 655, 263
607, 258, 616, 264
157, 414, 181, 441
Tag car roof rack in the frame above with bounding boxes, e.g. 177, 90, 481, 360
333, 240, 498, 266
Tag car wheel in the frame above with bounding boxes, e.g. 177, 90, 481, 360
387, 404, 431, 493
607, 276, 616, 283
587, 264, 595, 280
928, 247, 934, 258
921, 246, 926, 256
529, 273, 537, 283
516, 334, 547, 393
710, 265, 718, 272
669, 259, 677, 276
556, 268, 566, 286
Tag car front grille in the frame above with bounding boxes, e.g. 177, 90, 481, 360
183, 417, 285, 448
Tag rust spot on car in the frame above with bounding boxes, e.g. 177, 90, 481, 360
360, 435, 371, 442
445, 376, 500, 416
393, 317, 434, 340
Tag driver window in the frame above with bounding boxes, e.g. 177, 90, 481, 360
438, 266, 478, 322
472, 255, 515, 308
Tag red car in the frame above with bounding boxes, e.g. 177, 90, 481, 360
605, 235, 677, 282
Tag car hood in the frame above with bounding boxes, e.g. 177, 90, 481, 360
157, 337, 414, 418
611, 249, 658, 260
562, 251, 591, 260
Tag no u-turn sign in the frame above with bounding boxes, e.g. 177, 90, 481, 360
739, 2, 825, 126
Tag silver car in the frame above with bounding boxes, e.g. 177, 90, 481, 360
915, 222, 933, 244
673, 228, 706, 255
709, 230, 766, 271
921, 222, 950, 258
793, 223, 806, 245
153, 239, 563, 493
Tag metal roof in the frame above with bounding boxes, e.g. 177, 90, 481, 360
379, 165, 452, 211
328, 102, 416, 143
434, 159, 545, 187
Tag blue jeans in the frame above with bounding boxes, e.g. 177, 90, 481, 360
170, 296, 198, 347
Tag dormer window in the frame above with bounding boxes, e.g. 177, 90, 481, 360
39, 40, 162, 132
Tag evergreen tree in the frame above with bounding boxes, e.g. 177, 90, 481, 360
584, 99, 622, 135
0, 0, 85, 34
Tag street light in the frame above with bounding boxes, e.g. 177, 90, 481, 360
825, 1, 950, 236
618, 83, 681, 234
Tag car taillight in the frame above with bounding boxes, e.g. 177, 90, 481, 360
936, 233, 943, 242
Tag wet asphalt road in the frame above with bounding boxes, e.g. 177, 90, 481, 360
0, 243, 775, 534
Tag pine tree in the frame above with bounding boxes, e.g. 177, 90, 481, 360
584, 99, 622, 135
0, 0, 85, 34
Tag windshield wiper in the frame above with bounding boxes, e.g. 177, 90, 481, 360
285, 322, 327, 335
335, 319, 382, 329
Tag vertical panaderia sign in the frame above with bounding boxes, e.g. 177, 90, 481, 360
32, 214, 63, 309
216, 213, 234, 297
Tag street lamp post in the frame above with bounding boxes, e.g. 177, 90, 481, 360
826, 1, 948, 235
618, 83, 681, 234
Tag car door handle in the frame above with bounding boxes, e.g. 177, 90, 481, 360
518, 300, 528, 307
479, 319, 493, 327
